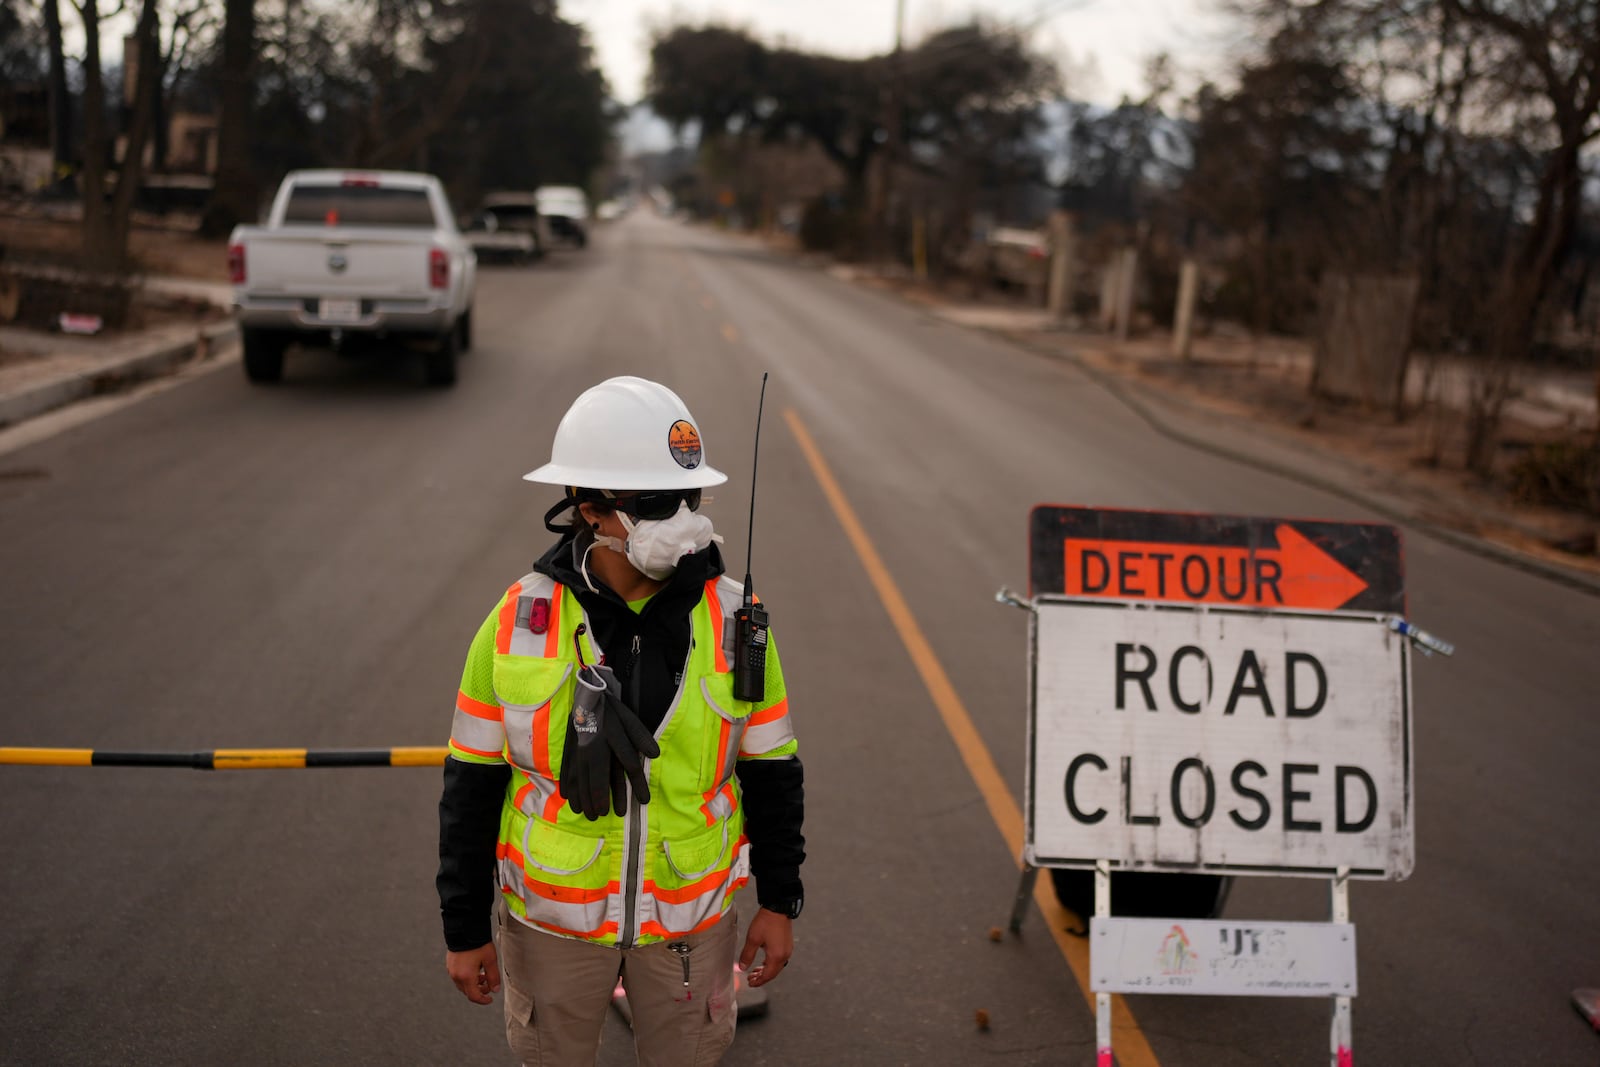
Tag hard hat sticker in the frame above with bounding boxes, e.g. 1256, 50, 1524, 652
668, 420, 703, 469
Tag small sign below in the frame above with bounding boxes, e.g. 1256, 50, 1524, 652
1091, 917, 1357, 997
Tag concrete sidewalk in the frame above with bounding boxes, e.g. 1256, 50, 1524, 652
0, 276, 236, 430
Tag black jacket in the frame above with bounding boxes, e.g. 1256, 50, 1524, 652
437, 531, 806, 951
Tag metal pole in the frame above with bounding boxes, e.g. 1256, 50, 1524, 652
1095, 860, 1113, 1067
1008, 862, 1040, 933
1330, 867, 1353, 1066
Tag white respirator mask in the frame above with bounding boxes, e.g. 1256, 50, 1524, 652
585, 501, 723, 587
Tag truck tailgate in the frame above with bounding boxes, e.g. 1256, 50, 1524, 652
241, 227, 437, 298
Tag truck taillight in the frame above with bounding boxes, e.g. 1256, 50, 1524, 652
228, 243, 246, 284
429, 248, 449, 289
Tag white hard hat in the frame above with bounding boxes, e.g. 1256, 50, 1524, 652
524, 376, 729, 490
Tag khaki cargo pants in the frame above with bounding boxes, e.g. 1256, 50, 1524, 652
496, 900, 738, 1067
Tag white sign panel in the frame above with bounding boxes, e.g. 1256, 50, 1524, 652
1090, 917, 1358, 997
1026, 597, 1413, 879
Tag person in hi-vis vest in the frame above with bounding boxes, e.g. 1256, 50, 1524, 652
437, 376, 805, 1066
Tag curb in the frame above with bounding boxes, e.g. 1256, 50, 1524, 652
0, 319, 238, 430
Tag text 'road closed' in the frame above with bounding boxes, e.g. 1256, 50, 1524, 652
1028, 600, 1413, 878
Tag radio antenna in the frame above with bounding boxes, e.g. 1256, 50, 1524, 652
742, 373, 768, 607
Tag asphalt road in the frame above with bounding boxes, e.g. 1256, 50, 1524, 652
1, 212, 1597, 1066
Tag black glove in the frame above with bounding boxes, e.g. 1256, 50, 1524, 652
560, 665, 615, 820
559, 666, 661, 820
599, 680, 660, 807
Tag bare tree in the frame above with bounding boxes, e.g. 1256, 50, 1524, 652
1440, 0, 1600, 471
200, 0, 256, 237
74, 0, 161, 272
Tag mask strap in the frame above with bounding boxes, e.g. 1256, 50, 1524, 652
578, 538, 602, 594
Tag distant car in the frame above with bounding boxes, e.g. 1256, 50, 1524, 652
227, 169, 476, 386
536, 185, 590, 248
478, 193, 553, 260
463, 209, 539, 264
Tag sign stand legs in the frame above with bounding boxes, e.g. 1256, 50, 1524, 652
1331, 867, 1353, 1066
1008, 861, 1040, 934
1096, 860, 1113, 1067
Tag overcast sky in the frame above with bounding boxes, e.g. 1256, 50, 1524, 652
564, 0, 1246, 109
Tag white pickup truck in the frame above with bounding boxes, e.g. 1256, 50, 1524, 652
228, 169, 477, 386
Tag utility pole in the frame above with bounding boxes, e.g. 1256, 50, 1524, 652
874, 0, 907, 262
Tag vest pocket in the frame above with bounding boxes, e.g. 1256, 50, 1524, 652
495, 656, 571, 777
523, 817, 605, 876
514, 817, 613, 939
651, 819, 737, 938
698, 675, 751, 792
663, 820, 729, 881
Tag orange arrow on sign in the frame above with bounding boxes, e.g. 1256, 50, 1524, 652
1063, 523, 1369, 610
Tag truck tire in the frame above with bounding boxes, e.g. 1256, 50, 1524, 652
457, 307, 473, 352
424, 327, 458, 387
242, 328, 286, 384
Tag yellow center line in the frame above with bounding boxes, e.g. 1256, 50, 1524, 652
784, 407, 1160, 1066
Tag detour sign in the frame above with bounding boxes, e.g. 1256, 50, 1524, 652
1029, 505, 1404, 613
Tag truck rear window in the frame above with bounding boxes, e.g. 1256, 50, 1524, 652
283, 185, 436, 227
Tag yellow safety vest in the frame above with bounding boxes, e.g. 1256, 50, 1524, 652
448, 572, 796, 948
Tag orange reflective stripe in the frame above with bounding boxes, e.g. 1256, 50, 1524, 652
457, 691, 501, 721
543, 584, 564, 658
542, 789, 565, 822
532, 701, 553, 778
645, 867, 733, 905
529, 917, 620, 939
705, 580, 728, 672
450, 739, 503, 760
496, 581, 524, 655
512, 779, 535, 810
522, 877, 620, 905
641, 912, 725, 940
748, 698, 788, 726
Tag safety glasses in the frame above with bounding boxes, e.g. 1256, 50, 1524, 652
605, 489, 701, 521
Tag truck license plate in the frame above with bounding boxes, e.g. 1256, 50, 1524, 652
318, 298, 360, 323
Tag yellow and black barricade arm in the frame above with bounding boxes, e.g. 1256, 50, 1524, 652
0, 747, 448, 770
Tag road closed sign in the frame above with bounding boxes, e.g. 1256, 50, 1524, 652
1024, 506, 1413, 880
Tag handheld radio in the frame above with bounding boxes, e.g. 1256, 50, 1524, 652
732, 374, 770, 703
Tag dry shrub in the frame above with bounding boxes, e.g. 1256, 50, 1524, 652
1507, 437, 1600, 517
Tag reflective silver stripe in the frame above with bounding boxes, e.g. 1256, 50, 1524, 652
449, 708, 505, 755
500, 854, 614, 937
506, 573, 557, 659
700, 679, 748, 784
514, 770, 556, 818
498, 663, 572, 771
704, 788, 734, 822
520, 894, 612, 938
739, 717, 795, 757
